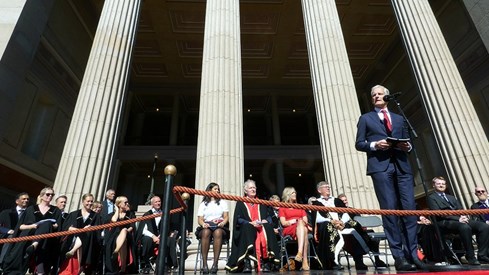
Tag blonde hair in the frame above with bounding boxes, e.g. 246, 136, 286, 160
115, 196, 128, 208
37, 187, 54, 204
281, 187, 297, 203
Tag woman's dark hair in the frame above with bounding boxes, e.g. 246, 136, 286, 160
203, 182, 220, 206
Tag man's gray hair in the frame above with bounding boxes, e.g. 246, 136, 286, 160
371, 85, 390, 96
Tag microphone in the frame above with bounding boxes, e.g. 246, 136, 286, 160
383, 92, 402, 102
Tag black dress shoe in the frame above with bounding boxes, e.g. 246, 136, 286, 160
243, 259, 252, 273
467, 257, 481, 265
261, 262, 270, 272
355, 262, 368, 270
478, 256, 489, 264
394, 257, 416, 271
374, 259, 387, 268
412, 258, 427, 270
332, 263, 344, 270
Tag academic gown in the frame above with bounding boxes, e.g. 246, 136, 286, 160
104, 211, 136, 274
58, 209, 102, 274
225, 201, 279, 272
2, 204, 62, 275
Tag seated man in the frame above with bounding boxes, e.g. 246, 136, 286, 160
137, 196, 162, 274
427, 176, 489, 265
311, 181, 345, 270
337, 194, 387, 268
470, 186, 489, 224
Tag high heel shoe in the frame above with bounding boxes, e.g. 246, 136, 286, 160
66, 251, 75, 258
210, 264, 218, 274
201, 265, 210, 274
24, 244, 35, 259
294, 252, 303, 262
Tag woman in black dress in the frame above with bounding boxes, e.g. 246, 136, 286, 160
3, 187, 62, 275
59, 193, 102, 274
104, 196, 136, 274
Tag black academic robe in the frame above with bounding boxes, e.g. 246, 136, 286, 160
2, 204, 62, 275
59, 209, 102, 271
104, 211, 136, 274
225, 201, 279, 272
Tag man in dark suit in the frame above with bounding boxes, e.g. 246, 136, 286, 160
470, 186, 489, 223
101, 188, 116, 221
0, 192, 30, 268
428, 176, 489, 265
355, 85, 418, 271
137, 196, 162, 274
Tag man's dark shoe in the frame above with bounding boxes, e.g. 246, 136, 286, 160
478, 256, 489, 264
374, 258, 387, 268
332, 263, 344, 270
394, 257, 416, 271
261, 262, 270, 272
142, 267, 150, 274
467, 257, 481, 265
243, 259, 252, 273
412, 258, 427, 270
355, 262, 368, 270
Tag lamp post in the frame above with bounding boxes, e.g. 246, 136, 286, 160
178, 192, 190, 274
156, 164, 177, 275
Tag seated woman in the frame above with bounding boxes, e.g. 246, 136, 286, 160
225, 179, 280, 273
59, 193, 102, 275
3, 187, 62, 275
279, 187, 311, 271
196, 182, 229, 274
104, 196, 136, 274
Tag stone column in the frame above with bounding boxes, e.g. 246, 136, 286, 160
194, 0, 243, 224
301, 0, 378, 209
463, 0, 489, 53
53, 0, 141, 210
392, 0, 489, 205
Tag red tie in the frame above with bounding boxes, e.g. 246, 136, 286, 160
381, 110, 392, 134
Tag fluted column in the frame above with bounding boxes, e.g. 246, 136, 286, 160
392, 0, 489, 206
53, 0, 141, 211
301, 0, 378, 209
194, 0, 243, 222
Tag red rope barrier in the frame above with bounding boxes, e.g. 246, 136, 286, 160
172, 186, 489, 217
0, 207, 185, 244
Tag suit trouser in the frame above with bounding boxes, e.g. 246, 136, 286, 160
438, 219, 489, 258
370, 161, 418, 261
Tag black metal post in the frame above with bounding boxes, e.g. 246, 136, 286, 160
156, 164, 177, 275
178, 195, 188, 275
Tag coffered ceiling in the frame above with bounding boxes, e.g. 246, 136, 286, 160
86, 0, 401, 114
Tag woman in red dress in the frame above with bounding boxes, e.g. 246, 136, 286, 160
279, 187, 310, 271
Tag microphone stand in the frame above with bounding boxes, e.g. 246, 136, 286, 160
391, 98, 466, 271
146, 153, 158, 205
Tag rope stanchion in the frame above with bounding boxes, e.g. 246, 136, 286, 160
172, 186, 489, 217
0, 207, 185, 244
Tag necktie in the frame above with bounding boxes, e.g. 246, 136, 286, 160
18, 209, 25, 217
441, 193, 455, 209
480, 202, 489, 221
381, 110, 392, 135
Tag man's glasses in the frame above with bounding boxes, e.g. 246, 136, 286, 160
476, 190, 486, 194
45, 193, 55, 197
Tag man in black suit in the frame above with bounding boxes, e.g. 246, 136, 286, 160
137, 196, 162, 274
470, 186, 489, 223
101, 188, 116, 221
355, 85, 418, 271
427, 176, 489, 265
0, 192, 30, 268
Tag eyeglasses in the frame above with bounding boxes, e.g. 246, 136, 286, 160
45, 193, 55, 197
123, 201, 129, 204
476, 190, 486, 194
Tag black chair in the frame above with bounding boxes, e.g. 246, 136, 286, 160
279, 232, 320, 270
341, 228, 379, 269
353, 215, 389, 266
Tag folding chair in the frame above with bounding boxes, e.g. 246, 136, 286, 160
193, 238, 230, 274
341, 228, 378, 269
354, 215, 389, 266
279, 233, 319, 270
